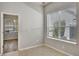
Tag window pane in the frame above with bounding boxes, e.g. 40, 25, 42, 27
47, 7, 76, 42
47, 12, 60, 38
53, 21, 59, 38
60, 20, 66, 38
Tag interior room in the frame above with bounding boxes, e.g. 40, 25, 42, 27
0, 2, 79, 56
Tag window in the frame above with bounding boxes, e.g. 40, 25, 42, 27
47, 8, 77, 42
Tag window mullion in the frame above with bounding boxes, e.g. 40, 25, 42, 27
58, 13, 61, 39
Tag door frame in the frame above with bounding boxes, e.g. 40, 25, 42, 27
1, 12, 20, 55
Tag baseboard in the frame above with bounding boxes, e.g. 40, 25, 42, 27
1, 44, 43, 56
19, 44, 44, 51
1, 43, 72, 56
45, 44, 73, 56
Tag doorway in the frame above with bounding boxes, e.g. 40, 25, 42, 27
1, 12, 19, 55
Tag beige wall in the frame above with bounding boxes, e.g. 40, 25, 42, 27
44, 2, 79, 56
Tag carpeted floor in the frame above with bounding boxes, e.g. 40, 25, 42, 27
3, 45, 67, 56
18, 45, 66, 56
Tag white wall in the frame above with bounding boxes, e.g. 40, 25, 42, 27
44, 2, 79, 55
0, 2, 43, 51
0, 3, 3, 53
24, 2, 43, 13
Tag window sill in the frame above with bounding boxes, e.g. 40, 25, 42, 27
47, 37, 77, 45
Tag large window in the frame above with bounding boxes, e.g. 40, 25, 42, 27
47, 7, 77, 42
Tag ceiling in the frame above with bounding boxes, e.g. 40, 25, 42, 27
33, 2, 51, 6
24, 2, 51, 7
24, 2, 51, 13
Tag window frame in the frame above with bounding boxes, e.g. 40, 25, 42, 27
46, 11, 77, 45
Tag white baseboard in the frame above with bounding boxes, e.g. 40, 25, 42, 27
1, 44, 73, 56
19, 44, 72, 56
1, 44, 43, 56
45, 44, 73, 56
19, 44, 44, 51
